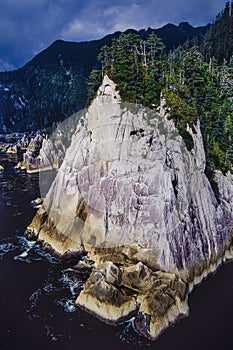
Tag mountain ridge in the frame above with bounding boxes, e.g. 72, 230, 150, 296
0, 22, 209, 133
9, 21, 210, 72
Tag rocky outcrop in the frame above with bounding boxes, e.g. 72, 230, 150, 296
26, 76, 233, 340
15, 117, 79, 174
0, 132, 39, 154
77, 260, 188, 339
20, 134, 43, 173
0, 131, 64, 174
0, 143, 18, 154
0, 132, 44, 172
30, 197, 43, 209
35, 115, 79, 172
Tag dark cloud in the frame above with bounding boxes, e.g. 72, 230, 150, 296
0, 0, 86, 69
0, 0, 228, 71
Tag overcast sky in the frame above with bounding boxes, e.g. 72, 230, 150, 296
0, 0, 228, 71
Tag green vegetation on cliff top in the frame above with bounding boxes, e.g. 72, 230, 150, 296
88, 2, 233, 180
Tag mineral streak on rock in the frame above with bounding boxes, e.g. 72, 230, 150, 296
26, 75, 233, 340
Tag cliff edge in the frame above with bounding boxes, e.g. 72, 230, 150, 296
26, 75, 233, 340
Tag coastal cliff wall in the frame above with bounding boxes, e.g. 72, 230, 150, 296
26, 76, 233, 340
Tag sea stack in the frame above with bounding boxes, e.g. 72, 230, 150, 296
26, 75, 233, 340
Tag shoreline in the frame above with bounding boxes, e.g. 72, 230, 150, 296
24, 228, 233, 341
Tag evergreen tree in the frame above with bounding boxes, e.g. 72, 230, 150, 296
88, 32, 166, 105
87, 2, 233, 177
203, 1, 233, 64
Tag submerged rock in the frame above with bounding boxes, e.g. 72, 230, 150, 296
27, 75, 233, 340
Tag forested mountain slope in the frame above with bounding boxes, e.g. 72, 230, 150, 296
88, 2, 233, 176
0, 22, 208, 133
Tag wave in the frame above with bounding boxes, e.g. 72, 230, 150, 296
0, 241, 16, 260
12, 235, 59, 264
59, 268, 83, 297
0, 234, 87, 343
28, 288, 42, 310
55, 299, 77, 313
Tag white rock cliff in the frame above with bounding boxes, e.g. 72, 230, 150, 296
27, 76, 233, 340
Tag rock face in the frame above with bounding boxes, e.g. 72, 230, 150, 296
27, 76, 233, 340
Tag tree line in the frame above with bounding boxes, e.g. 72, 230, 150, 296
88, 1, 233, 188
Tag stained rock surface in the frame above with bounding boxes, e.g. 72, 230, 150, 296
27, 75, 233, 340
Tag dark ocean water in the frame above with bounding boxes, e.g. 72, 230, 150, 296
0, 151, 232, 350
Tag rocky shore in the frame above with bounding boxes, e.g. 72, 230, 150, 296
0, 132, 44, 171
26, 76, 233, 340
0, 118, 77, 174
